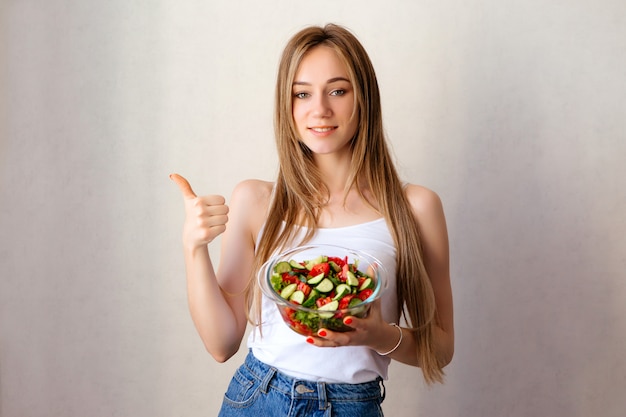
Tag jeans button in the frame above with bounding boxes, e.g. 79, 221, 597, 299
295, 384, 314, 394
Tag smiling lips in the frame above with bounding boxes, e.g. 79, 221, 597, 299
309, 126, 337, 135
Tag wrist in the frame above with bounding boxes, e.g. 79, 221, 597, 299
375, 323, 403, 356
183, 240, 208, 252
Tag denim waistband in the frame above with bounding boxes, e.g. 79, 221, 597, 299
242, 350, 385, 403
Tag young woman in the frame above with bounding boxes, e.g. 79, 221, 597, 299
171, 24, 454, 416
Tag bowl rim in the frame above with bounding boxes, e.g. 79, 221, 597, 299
257, 244, 388, 314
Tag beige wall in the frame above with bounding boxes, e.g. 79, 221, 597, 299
1, 1, 625, 416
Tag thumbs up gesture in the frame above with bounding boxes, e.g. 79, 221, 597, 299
170, 173, 229, 249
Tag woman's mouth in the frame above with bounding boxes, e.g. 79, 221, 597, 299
309, 126, 337, 134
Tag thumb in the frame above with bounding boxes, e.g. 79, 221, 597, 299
169, 173, 197, 199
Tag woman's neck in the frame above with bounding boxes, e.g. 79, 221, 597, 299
313, 151, 353, 195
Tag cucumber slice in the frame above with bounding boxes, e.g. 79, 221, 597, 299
328, 261, 341, 272
305, 255, 326, 270
275, 261, 292, 274
358, 277, 372, 291
333, 284, 351, 301
329, 276, 341, 287
318, 300, 339, 310
346, 271, 359, 286
307, 272, 325, 285
289, 260, 305, 269
349, 304, 367, 316
348, 298, 363, 308
317, 300, 339, 318
290, 290, 305, 305
302, 290, 320, 308
315, 278, 334, 293
280, 283, 297, 299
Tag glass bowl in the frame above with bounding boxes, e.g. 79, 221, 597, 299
258, 244, 387, 336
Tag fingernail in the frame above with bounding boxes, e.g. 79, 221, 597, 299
306, 337, 315, 344
318, 330, 327, 337
344, 317, 353, 325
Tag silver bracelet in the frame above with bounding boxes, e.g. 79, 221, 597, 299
376, 323, 403, 356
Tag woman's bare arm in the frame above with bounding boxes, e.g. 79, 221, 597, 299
171, 175, 271, 362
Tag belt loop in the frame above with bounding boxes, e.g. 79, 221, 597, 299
317, 381, 328, 410
379, 377, 386, 402
260, 366, 277, 394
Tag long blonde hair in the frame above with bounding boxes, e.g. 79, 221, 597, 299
249, 24, 444, 384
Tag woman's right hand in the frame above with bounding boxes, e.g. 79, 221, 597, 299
170, 173, 229, 250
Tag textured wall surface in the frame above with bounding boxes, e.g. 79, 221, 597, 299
1, 1, 625, 416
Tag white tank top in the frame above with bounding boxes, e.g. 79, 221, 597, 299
247, 218, 399, 383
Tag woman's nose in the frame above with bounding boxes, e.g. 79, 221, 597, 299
311, 95, 332, 118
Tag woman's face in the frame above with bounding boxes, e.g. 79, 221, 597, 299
292, 46, 358, 157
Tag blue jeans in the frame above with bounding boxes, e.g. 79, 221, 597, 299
218, 350, 385, 416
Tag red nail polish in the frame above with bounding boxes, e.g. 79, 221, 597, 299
344, 318, 353, 325
306, 337, 314, 344
318, 330, 327, 337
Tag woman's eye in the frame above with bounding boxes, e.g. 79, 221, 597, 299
330, 89, 346, 96
294, 92, 309, 99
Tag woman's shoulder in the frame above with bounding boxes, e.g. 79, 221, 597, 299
233, 178, 274, 195
228, 179, 275, 238
231, 179, 275, 207
402, 183, 444, 217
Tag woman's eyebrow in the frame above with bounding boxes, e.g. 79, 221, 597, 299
293, 77, 351, 86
